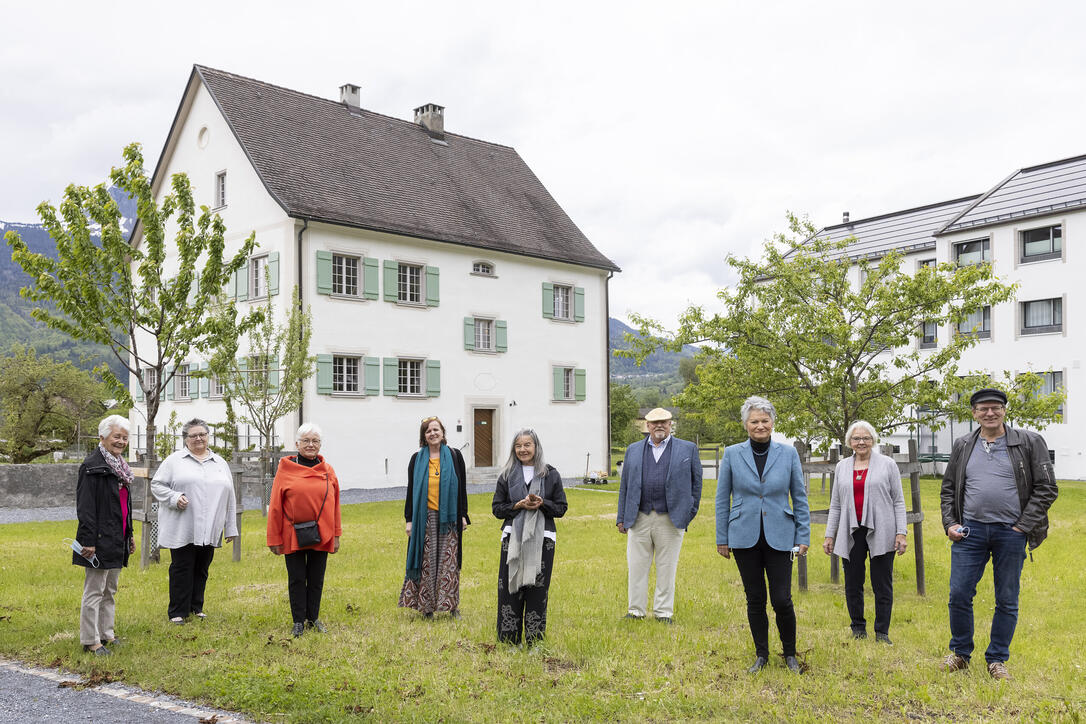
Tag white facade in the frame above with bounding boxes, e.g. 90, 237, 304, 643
131, 75, 614, 488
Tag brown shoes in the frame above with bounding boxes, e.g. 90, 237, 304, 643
942, 653, 969, 672
987, 661, 1011, 680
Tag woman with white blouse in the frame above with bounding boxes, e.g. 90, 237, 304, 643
151, 418, 237, 624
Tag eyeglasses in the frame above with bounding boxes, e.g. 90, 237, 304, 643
185, 433, 208, 439
973, 405, 1005, 414
299, 438, 321, 446
647, 420, 671, 426
850, 436, 873, 443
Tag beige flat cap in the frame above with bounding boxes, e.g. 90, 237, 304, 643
644, 408, 673, 422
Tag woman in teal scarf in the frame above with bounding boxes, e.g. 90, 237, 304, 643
399, 417, 469, 617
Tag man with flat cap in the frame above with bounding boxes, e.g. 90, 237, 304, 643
940, 387, 1058, 680
617, 408, 702, 622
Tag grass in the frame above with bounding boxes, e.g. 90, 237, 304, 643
1, 477, 1083, 722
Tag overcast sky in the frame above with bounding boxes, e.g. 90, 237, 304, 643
4, 1, 1086, 327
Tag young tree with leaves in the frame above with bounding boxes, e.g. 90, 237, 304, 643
0, 345, 108, 463
4, 143, 256, 461
623, 214, 1063, 454
206, 283, 314, 486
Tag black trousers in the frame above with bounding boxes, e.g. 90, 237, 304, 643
732, 529, 797, 658
497, 536, 555, 645
842, 527, 895, 635
168, 544, 215, 619
284, 550, 329, 624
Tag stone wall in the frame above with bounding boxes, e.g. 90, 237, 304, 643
0, 464, 81, 508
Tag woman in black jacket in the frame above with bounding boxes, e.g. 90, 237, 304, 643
73, 415, 135, 656
492, 429, 567, 646
399, 416, 470, 617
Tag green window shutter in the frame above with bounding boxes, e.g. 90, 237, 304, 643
267, 252, 280, 296
383, 261, 398, 302
186, 274, 198, 306
552, 367, 563, 401
383, 357, 399, 395
363, 257, 379, 300
574, 286, 585, 322
165, 366, 175, 400
235, 263, 249, 302
425, 266, 440, 306
237, 357, 248, 397
225, 270, 236, 299
364, 356, 380, 395
316, 250, 332, 295
496, 320, 508, 352
463, 317, 475, 350
542, 283, 554, 318
316, 354, 333, 394
268, 354, 280, 392
135, 373, 144, 402
575, 368, 586, 401
426, 360, 441, 397
199, 362, 210, 398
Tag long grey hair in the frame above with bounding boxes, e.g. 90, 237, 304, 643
499, 428, 547, 481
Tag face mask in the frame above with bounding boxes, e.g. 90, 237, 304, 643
65, 538, 100, 568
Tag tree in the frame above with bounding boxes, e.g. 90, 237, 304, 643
609, 383, 640, 447
623, 214, 1064, 454
206, 282, 314, 484
0, 345, 106, 463
4, 143, 256, 461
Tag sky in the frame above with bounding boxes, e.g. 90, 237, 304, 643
4, 1, 1086, 328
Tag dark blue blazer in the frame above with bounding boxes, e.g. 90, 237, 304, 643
617, 437, 702, 530
715, 440, 810, 551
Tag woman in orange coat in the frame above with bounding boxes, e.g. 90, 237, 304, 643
267, 423, 342, 637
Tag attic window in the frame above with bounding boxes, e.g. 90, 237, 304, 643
472, 261, 495, 277
215, 171, 227, 208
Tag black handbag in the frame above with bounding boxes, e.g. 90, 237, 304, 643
286, 470, 329, 549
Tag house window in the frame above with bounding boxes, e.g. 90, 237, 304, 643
957, 306, 991, 339
553, 366, 585, 401
144, 367, 158, 392
248, 354, 268, 390
332, 254, 359, 297
333, 355, 360, 394
472, 261, 494, 276
1021, 225, 1062, 262
954, 239, 990, 266
1021, 298, 1062, 335
250, 255, 268, 299
553, 284, 572, 320
1042, 371, 1065, 417
918, 258, 936, 271
215, 171, 227, 208
562, 367, 575, 399
920, 321, 938, 349
474, 318, 494, 351
210, 375, 225, 399
398, 359, 423, 395
176, 364, 191, 400
398, 263, 422, 304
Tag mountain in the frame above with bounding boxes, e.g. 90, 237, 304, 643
609, 317, 700, 378
0, 186, 137, 377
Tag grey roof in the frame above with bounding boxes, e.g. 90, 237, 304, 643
939, 153, 1086, 234
178, 66, 618, 271
798, 195, 980, 261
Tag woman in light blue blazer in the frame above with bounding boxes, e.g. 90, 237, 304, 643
716, 396, 810, 674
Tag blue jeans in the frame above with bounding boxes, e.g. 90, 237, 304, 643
948, 520, 1027, 663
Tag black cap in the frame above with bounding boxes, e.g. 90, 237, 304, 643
969, 388, 1008, 407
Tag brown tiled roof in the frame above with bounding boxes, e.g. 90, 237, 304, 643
193, 66, 618, 271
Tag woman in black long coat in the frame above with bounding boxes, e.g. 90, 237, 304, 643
73, 414, 135, 656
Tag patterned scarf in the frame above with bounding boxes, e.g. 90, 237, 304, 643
506, 468, 546, 594
98, 442, 134, 486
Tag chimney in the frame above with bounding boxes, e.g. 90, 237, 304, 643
414, 103, 445, 139
842, 211, 850, 224
339, 83, 361, 107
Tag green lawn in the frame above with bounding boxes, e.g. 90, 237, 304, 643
1, 478, 1083, 722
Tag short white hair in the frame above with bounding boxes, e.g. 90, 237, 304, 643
845, 420, 879, 445
740, 396, 776, 424
98, 415, 130, 438
296, 422, 322, 440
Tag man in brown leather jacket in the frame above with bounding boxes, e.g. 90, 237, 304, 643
939, 388, 1058, 680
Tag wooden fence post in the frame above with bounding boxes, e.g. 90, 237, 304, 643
907, 438, 926, 595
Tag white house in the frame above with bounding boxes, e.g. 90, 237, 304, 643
131, 66, 619, 488
811, 154, 1084, 479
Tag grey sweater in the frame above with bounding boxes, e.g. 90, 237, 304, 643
825, 450, 906, 560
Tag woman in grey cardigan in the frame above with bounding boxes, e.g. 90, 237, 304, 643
152, 418, 237, 624
823, 421, 907, 644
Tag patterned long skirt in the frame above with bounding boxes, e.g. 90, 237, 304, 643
497, 536, 555, 645
399, 510, 460, 615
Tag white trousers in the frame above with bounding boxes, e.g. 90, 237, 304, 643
626, 511, 685, 618
80, 567, 120, 646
